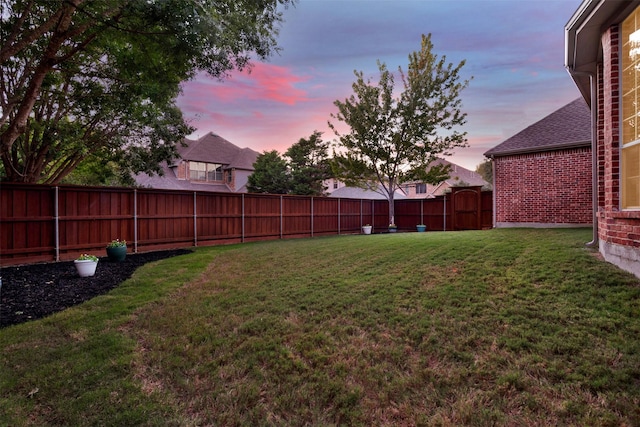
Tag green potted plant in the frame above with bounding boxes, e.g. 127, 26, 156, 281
416, 224, 427, 232
362, 224, 372, 234
74, 254, 98, 277
106, 239, 127, 262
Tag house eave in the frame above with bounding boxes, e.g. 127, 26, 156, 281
565, 0, 640, 103
485, 140, 591, 158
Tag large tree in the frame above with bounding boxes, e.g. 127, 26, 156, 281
61, 157, 135, 187
329, 34, 470, 224
246, 150, 291, 194
285, 130, 331, 196
0, 0, 293, 183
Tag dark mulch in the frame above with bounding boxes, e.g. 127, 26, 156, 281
0, 249, 191, 328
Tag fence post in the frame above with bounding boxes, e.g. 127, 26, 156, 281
193, 192, 198, 247
280, 195, 283, 239
421, 199, 424, 225
54, 186, 59, 262
443, 193, 447, 231
241, 193, 245, 243
134, 189, 138, 253
372, 200, 375, 231
477, 187, 482, 230
338, 198, 341, 235
311, 197, 314, 237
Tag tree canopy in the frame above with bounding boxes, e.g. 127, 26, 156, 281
476, 159, 493, 188
329, 34, 470, 223
0, 0, 294, 183
246, 150, 291, 194
284, 131, 331, 196
248, 131, 331, 196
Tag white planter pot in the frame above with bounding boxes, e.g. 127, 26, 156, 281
362, 225, 372, 235
74, 259, 98, 277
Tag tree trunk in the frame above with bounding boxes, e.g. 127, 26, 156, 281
0, 2, 79, 182
387, 180, 395, 224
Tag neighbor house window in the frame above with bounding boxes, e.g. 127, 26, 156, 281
207, 164, 224, 181
189, 162, 206, 181
189, 162, 224, 182
622, 7, 640, 209
416, 183, 427, 194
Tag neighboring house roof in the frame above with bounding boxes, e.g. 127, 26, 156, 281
230, 147, 261, 170
423, 158, 489, 188
177, 132, 259, 170
329, 185, 407, 200
484, 98, 591, 157
134, 131, 259, 192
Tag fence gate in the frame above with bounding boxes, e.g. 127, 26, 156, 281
451, 186, 483, 230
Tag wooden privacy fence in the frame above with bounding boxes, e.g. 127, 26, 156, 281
0, 183, 492, 266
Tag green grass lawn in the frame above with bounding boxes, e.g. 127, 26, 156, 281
1, 228, 639, 426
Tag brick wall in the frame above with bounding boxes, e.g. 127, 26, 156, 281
494, 147, 592, 225
598, 25, 640, 251
227, 168, 236, 191
177, 161, 187, 180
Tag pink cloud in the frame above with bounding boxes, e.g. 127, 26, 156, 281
242, 63, 311, 105
181, 63, 310, 107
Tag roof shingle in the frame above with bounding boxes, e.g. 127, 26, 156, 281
484, 98, 591, 157
178, 132, 259, 168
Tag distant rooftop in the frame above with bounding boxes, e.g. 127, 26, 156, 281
424, 158, 488, 187
329, 185, 407, 200
177, 132, 259, 170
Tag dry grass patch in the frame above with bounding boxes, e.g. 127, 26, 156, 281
116, 230, 640, 425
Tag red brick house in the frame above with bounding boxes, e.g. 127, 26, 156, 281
566, 0, 640, 278
135, 132, 259, 192
484, 98, 593, 227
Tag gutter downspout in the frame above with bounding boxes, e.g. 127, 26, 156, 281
568, 69, 598, 247
587, 72, 598, 247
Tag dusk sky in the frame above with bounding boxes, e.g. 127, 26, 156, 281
177, 0, 584, 171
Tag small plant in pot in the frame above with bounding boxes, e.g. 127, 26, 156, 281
74, 254, 98, 277
416, 224, 427, 232
362, 224, 372, 234
388, 223, 397, 233
106, 239, 127, 262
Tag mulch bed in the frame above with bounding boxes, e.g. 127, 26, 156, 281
0, 249, 191, 328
